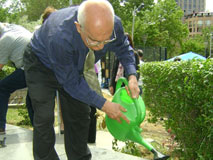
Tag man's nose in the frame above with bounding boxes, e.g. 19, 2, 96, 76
93, 43, 104, 51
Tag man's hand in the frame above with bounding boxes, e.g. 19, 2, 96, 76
127, 75, 140, 99
109, 86, 114, 95
101, 100, 130, 124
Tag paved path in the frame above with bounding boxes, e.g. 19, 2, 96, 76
0, 124, 147, 160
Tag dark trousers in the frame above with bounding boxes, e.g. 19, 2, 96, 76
88, 106, 96, 143
0, 68, 34, 129
23, 45, 91, 160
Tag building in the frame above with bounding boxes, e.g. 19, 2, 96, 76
185, 12, 213, 36
175, 0, 206, 15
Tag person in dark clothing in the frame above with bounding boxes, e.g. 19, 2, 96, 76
109, 33, 140, 95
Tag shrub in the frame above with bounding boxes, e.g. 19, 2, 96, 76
140, 59, 213, 159
17, 104, 32, 126
0, 65, 15, 80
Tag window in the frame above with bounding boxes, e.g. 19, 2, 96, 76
206, 20, 211, 26
189, 0, 192, 9
197, 20, 203, 27
193, 21, 196, 27
189, 21, 192, 27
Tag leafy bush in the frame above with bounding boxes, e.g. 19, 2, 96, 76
17, 104, 32, 126
0, 66, 15, 80
140, 59, 213, 159
17, 15, 41, 32
112, 139, 142, 157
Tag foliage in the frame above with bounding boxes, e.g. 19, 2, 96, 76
108, 0, 189, 58
112, 139, 142, 157
140, 59, 213, 159
17, 15, 41, 32
20, 0, 69, 21
109, 0, 154, 47
181, 35, 206, 57
139, 0, 189, 58
17, 104, 32, 126
72, 0, 83, 5
202, 26, 213, 57
181, 26, 213, 58
0, 66, 15, 80
0, 8, 8, 22
0, 0, 22, 23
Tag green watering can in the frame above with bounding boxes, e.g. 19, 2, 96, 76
105, 77, 169, 160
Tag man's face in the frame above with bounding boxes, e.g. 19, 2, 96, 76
75, 21, 115, 51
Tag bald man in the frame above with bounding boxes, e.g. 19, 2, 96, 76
23, 0, 139, 159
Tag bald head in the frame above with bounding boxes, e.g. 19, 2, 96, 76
76, 0, 115, 50
78, 0, 114, 31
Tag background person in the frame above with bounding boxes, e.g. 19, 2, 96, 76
137, 49, 144, 94
23, 0, 140, 159
0, 22, 34, 134
109, 33, 140, 95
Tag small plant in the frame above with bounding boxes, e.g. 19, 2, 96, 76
17, 104, 32, 126
162, 128, 179, 152
112, 139, 142, 157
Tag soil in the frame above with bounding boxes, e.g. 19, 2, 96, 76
101, 91, 179, 160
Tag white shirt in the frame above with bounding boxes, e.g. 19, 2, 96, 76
0, 23, 32, 69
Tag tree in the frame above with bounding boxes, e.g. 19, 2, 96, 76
181, 35, 205, 56
108, 0, 189, 58
108, 0, 154, 46
20, 0, 69, 21
0, 0, 22, 23
202, 26, 213, 57
138, 0, 189, 57
72, 0, 83, 5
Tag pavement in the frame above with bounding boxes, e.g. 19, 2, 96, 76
0, 124, 147, 160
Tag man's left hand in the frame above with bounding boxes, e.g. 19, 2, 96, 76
126, 75, 140, 99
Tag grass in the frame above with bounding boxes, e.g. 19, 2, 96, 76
7, 106, 60, 130
7, 107, 33, 130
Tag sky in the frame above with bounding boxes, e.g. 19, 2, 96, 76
154, 0, 213, 12
206, 0, 213, 12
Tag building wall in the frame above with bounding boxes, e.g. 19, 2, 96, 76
175, 0, 206, 15
185, 12, 213, 36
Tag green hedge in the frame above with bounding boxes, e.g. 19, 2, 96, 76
140, 59, 213, 160
0, 66, 15, 80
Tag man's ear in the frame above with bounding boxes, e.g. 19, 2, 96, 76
74, 21, 81, 33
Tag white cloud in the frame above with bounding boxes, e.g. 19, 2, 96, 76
206, 0, 213, 12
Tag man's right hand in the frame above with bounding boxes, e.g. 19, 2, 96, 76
101, 100, 130, 124
109, 86, 114, 95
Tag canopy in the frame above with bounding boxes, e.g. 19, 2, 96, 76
167, 51, 206, 61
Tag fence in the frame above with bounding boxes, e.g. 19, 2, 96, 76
8, 88, 27, 107
100, 47, 167, 88
136, 46, 167, 62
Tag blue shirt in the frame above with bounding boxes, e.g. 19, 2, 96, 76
31, 6, 136, 109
